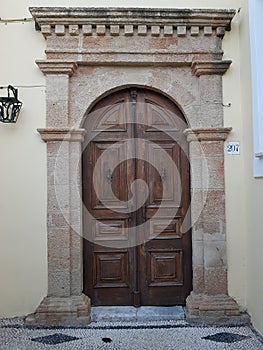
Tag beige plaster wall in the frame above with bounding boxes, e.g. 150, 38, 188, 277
236, 0, 263, 334
223, 5, 248, 309
1, 0, 262, 335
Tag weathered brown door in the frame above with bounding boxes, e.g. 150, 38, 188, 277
83, 88, 192, 306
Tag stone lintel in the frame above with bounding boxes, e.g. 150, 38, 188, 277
38, 128, 86, 142
186, 292, 250, 325
36, 60, 78, 76
44, 52, 224, 67
192, 60, 232, 76
25, 294, 91, 326
30, 7, 235, 31
184, 128, 232, 142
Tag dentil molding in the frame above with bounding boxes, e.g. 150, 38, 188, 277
30, 8, 235, 73
30, 7, 235, 37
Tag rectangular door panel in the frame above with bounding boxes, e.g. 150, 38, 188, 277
147, 250, 183, 287
146, 142, 181, 208
148, 218, 182, 240
91, 142, 129, 210
92, 219, 129, 242
94, 252, 130, 288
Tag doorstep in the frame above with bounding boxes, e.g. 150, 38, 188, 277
91, 306, 185, 322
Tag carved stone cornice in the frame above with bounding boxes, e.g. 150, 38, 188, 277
30, 8, 235, 67
38, 128, 86, 142
36, 60, 78, 76
184, 128, 232, 142
30, 7, 235, 39
192, 60, 232, 76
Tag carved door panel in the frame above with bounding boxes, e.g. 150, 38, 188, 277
83, 88, 192, 306
83, 90, 136, 306
136, 91, 192, 305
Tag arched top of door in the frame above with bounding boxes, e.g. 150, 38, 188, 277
82, 86, 189, 134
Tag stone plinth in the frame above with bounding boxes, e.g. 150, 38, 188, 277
26, 294, 91, 326
186, 292, 250, 325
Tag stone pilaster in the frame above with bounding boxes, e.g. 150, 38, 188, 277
25, 128, 90, 325
184, 128, 249, 325
36, 61, 77, 128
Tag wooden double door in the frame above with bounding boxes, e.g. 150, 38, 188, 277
83, 88, 192, 306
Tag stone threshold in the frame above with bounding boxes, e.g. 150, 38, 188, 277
91, 306, 185, 322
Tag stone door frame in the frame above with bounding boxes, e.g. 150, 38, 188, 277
27, 7, 248, 325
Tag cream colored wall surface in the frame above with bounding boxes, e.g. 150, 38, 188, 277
223, 7, 248, 309
238, 1, 263, 335
1, 0, 261, 334
246, 181, 263, 334
0, 14, 47, 315
224, 0, 263, 335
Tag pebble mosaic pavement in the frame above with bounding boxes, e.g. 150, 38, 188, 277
1, 317, 263, 350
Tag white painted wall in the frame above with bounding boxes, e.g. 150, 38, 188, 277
1, 0, 262, 335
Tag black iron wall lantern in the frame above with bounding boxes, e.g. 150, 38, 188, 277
0, 85, 23, 123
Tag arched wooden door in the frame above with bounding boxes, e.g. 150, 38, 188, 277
82, 88, 192, 306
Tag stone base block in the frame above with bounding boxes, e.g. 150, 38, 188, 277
25, 294, 91, 326
186, 292, 250, 325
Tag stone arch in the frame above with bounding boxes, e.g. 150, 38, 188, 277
79, 83, 192, 129
71, 75, 196, 129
